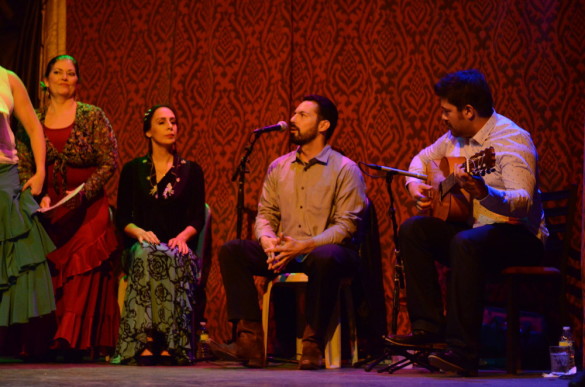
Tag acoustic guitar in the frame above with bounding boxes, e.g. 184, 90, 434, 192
420, 147, 496, 222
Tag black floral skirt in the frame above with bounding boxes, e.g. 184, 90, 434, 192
112, 241, 199, 364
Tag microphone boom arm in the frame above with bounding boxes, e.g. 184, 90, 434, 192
362, 162, 427, 180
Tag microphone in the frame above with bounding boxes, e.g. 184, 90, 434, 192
362, 162, 427, 180
252, 121, 288, 134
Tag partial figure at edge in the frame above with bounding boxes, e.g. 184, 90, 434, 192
0, 65, 56, 359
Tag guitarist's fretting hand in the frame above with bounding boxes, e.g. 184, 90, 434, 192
407, 181, 434, 211
454, 164, 489, 200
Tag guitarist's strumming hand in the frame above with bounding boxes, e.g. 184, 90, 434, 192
454, 163, 489, 200
408, 181, 434, 211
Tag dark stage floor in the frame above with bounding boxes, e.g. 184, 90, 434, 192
0, 359, 574, 387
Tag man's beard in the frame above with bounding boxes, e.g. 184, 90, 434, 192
289, 126, 318, 146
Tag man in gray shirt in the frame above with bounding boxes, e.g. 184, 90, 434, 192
211, 95, 367, 369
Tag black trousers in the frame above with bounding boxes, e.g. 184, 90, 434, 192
398, 216, 544, 359
218, 239, 359, 339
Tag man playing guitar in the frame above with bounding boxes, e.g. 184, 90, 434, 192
388, 69, 548, 376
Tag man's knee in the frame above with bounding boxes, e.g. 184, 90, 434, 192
449, 230, 483, 270
307, 245, 356, 273
399, 215, 429, 240
218, 239, 244, 266
311, 244, 342, 259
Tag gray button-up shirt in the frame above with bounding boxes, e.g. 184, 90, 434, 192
254, 145, 368, 247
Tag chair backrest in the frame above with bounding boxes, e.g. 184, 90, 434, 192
192, 203, 212, 325
195, 203, 211, 259
541, 185, 577, 326
541, 185, 577, 269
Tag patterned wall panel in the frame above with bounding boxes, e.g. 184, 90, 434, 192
68, 0, 584, 348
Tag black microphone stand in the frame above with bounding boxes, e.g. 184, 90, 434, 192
384, 172, 405, 336
362, 166, 441, 374
227, 133, 261, 343
231, 133, 261, 240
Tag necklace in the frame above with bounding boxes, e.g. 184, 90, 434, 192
147, 154, 184, 199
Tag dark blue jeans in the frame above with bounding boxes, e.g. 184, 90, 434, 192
399, 216, 544, 359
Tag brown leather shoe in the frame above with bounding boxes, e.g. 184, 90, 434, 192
208, 339, 240, 361
236, 320, 265, 368
298, 324, 324, 370
208, 320, 266, 368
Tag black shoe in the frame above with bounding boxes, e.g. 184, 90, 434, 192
157, 354, 174, 366
174, 355, 192, 366
386, 330, 445, 347
428, 350, 478, 377
137, 354, 156, 366
569, 371, 585, 387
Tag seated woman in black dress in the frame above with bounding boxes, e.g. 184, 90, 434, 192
111, 105, 205, 365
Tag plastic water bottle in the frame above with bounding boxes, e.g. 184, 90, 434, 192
197, 321, 211, 359
559, 326, 576, 370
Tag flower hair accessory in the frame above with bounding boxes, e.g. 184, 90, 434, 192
144, 107, 153, 122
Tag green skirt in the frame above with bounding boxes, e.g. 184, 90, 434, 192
0, 163, 56, 326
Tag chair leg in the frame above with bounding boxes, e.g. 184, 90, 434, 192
344, 286, 359, 365
506, 276, 520, 374
263, 278, 357, 368
324, 294, 342, 369
295, 286, 305, 360
117, 276, 128, 314
262, 281, 273, 358
324, 284, 358, 368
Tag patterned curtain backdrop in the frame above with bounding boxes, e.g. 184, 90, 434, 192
67, 0, 584, 347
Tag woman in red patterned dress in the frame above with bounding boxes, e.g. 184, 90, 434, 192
17, 55, 120, 359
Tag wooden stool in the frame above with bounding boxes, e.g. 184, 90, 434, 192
261, 273, 358, 368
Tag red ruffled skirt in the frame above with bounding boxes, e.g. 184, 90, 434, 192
43, 165, 120, 351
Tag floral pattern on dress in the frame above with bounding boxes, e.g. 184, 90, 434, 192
16, 102, 118, 201
114, 241, 200, 364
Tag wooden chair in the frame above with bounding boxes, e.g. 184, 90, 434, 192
261, 273, 358, 368
259, 200, 377, 368
500, 185, 577, 374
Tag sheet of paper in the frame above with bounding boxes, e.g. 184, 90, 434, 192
37, 183, 85, 213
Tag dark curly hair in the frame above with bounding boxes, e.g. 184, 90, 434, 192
434, 69, 494, 118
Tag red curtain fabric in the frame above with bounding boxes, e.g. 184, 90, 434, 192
66, 0, 584, 350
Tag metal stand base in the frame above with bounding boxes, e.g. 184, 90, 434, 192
364, 337, 446, 374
